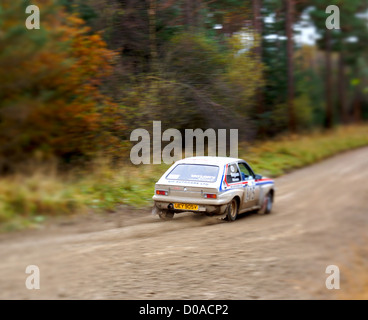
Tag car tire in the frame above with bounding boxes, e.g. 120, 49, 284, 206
226, 198, 238, 222
158, 210, 174, 220
258, 191, 273, 214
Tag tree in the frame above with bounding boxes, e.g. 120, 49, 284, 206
310, 0, 368, 126
324, 28, 333, 128
286, 0, 296, 132
148, 0, 158, 72
253, 0, 265, 134
0, 1, 122, 171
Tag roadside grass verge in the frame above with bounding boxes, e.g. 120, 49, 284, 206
242, 124, 368, 177
0, 163, 167, 231
0, 124, 368, 231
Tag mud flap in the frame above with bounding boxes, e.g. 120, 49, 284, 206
152, 205, 160, 216
220, 203, 231, 220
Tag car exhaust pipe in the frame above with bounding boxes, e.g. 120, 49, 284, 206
168, 203, 174, 210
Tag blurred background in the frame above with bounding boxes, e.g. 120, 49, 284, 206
0, 0, 368, 300
1, 0, 368, 172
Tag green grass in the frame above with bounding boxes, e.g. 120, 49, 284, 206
1, 124, 368, 231
0, 162, 170, 231
242, 124, 368, 177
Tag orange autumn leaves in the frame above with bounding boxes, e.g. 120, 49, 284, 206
0, 2, 123, 169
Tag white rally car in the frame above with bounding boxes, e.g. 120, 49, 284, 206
152, 156, 275, 221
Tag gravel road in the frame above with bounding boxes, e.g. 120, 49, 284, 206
1, 147, 367, 299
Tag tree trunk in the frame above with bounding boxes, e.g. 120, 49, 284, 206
148, 0, 158, 72
192, 0, 200, 29
325, 28, 333, 129
184, 0, 193, 28
337, 51, 347, 124
353, 86, 363, 123
253, 0, 264, 135
253, 0, 262, 58
286, 0, 296, 132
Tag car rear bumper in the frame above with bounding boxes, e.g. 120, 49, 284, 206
153, 200, 228, 215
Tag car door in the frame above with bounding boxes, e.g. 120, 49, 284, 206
238, 162, 259, 209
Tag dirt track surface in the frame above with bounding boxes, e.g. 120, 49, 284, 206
0, 147, 368, 300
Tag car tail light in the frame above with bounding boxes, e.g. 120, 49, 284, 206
204, 193, 217, 199
156, 190, 168, 196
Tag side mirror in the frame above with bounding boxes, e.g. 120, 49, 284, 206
255, 174, 262, 180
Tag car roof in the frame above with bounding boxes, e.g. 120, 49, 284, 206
174, 156, 243, 166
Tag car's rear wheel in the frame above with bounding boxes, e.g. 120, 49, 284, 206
258, 191, 273, 214
158, 209, 174, 220
226, 198, 238, 221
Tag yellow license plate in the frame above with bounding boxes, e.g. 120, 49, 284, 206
174, 203, 199, 211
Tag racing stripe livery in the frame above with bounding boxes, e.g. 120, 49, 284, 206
152, 156, 275, 221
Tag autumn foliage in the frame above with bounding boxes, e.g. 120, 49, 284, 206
0, 1, 123, 171
1, 0, 367, 173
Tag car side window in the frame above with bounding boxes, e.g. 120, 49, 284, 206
238, 163, 254, 181
226, 163, 241, 183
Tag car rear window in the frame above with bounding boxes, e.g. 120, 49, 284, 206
166, 164, 219, 182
